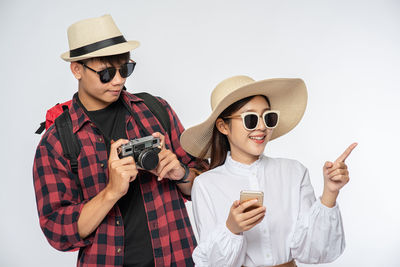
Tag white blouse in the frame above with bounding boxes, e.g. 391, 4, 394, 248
191, 154, 345, 267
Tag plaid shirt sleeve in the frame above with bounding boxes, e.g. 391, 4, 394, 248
33, 127, 93, 251
155, 97, 200, 169
154, 97, 208, 201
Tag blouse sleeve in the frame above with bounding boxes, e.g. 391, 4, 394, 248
290, 169, 345, 263
191, 179, 247, 267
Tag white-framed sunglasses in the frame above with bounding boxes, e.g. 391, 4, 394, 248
224, 110, 280, 131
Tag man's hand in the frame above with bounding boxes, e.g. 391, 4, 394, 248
78, 139, 139, 239
321, 142, 357, 207
226, 200, 266, 235
149, 132, 186, 182
106, 139, 139, 200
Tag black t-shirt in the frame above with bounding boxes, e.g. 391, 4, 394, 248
84, 97, 155, 267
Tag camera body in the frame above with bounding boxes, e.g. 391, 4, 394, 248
118, 136, 161, 170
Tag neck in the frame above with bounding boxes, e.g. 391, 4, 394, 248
78, 90, 112, 111
230, 152, 260, 165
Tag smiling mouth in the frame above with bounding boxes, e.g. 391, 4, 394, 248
249, 136, 266, 141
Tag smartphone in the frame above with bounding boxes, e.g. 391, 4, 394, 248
240, 190, 264, 212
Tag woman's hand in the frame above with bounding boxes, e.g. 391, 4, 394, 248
226, 200, 266, 235
321, 142, 357, 207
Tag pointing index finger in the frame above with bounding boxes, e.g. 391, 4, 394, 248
335, 142, 358, 163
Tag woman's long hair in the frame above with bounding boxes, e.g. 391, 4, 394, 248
197, 95, 270, 170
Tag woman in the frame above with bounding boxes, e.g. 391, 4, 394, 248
180, 76, 357, 267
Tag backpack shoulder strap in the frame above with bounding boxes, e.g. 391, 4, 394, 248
54, 107, 84, 201
134, 92, 171, 137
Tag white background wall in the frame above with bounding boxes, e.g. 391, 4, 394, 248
0, 0, 399, 266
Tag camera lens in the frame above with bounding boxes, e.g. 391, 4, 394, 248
138, 149, 159, 170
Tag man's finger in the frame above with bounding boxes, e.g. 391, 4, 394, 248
111, 155, 135, 169
158, 161, 178, 181
109, 139, 129, 161
118, 165, 138, 177
335, 142, 358, 163
155, 152, 172, 175
152, 132, 166, 150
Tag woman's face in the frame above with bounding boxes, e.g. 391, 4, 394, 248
217, 95, 274, 164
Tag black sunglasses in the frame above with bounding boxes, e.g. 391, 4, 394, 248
78, 60, 136, 83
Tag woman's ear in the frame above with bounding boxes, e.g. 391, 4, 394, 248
70, 62, 82, 80
216, 118, 229, 136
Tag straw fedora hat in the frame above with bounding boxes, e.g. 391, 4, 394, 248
180, 75, 308, 158
61, 14, 140, 62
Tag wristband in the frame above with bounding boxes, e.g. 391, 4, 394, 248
174, 163, 190, 184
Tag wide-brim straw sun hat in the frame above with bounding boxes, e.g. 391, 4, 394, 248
61, 14, 140, 62
180, 75, 308, 158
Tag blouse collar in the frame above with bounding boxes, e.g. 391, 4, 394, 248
224, 152, 265, 176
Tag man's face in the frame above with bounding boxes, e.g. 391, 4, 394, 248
74, 59, 128, 111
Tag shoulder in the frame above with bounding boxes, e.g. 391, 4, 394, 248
263, 156, 308, 174
126, 91, 177, 114
193, 165, 226, 189
153, 96, 178, 115
262, 156, 310, 188
192, 167, 221, 202
125, 90, 170, 107
153, 96, 169, 106
35, 124, 63, 159
38, 124, 58, 148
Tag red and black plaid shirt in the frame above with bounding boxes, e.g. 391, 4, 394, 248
33, 90, 198, 266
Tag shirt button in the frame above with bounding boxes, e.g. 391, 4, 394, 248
100, 163, 105, 168
98, 137, 103, 142
116, 220, 120, 226
117, 248, 122, 253
90, 123, 94, 127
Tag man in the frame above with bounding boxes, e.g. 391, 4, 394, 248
33, 14, 203, 266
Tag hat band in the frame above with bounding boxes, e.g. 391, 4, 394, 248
69, 35, 127, 58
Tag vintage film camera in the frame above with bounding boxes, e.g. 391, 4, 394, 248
118, 136, 161, 170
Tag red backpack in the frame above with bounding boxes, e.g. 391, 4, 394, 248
35, 100, 72, 134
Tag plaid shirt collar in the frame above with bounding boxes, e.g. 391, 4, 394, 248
70, 89, 144, 134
